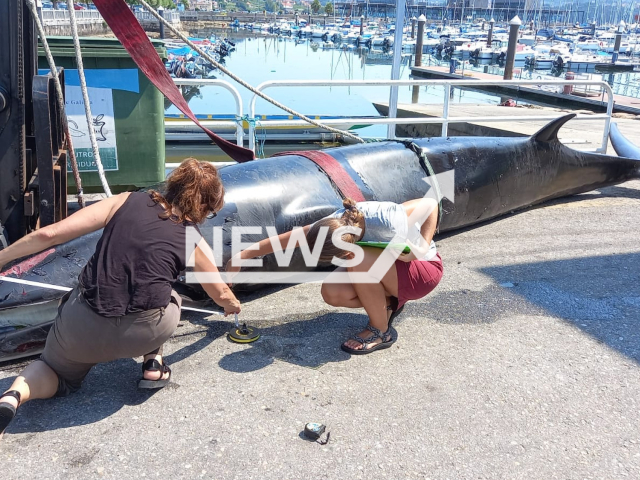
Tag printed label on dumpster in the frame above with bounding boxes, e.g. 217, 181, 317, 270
65, 86, 118, 172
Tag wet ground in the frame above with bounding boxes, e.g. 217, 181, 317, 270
1, 180, 639, 479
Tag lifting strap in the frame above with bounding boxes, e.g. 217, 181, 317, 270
274, 150, 366, 203
92, 0, 255, 163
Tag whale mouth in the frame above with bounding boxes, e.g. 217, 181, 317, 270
0, 301, 59, 329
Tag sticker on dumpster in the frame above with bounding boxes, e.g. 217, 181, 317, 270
65, 86, 118, 172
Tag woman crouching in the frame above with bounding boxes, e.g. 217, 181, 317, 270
0, 158, 241, 439
227, 197, 443, 354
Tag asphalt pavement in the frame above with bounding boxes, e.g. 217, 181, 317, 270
1, 180, 639, 480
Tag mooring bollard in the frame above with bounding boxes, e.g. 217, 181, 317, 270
360, 15, 364, 35
563, 71, 575, 95
612, 21, 625, 63
414, 14, 426, 66
412, 85, 420, 104
487, 18, 495, 47
158, 6, 165, 40
503, 15, 522, 80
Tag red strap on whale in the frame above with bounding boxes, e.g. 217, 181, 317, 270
275, 150, 366, 202
92, 0, 255, 163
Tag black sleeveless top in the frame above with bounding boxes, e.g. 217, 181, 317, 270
80, 192, 195, 317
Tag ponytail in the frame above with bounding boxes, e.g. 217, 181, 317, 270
340, 198, 364, 227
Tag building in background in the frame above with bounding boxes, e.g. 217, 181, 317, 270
188, 0, 214, 11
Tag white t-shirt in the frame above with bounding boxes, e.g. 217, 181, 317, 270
328, 201, 438, 261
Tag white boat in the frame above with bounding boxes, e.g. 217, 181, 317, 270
309, 25, 329, 38
497, 44, 535, 62
371, 35, 393, 47
576, 39, 601, 51
519, 34, 536, 46
469, 45, 494, 60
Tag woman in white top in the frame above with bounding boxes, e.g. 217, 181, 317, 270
227, 197, 443, 355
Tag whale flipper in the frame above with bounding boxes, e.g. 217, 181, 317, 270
531, 113, 577, 143
610, 122, 640, 160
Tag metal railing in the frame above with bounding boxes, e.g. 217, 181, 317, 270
168, 78, 614, 154
170, 79, 245, 146
247, 79, 614, 153
41, 9, 103, 25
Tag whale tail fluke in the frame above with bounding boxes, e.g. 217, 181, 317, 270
531, 114, 577, 143
609, 122, 640, 161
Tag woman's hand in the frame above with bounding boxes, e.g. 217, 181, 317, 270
223, 297, 242, 316
397, 239, 428, 263
397, 250, 418, 263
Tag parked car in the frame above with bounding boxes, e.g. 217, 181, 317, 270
88, 4, 98, 9
42, 1, 54, 8
74, 4, 86, 9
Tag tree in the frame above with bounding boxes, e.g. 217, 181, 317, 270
310, 0, 320, 14
124, 0, 185, 8
324, 1, 333, 15
265, 0, 278, 12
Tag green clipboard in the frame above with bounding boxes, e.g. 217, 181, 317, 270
355, 241, 411, 254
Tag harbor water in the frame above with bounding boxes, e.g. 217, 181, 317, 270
165, 29, 640, 162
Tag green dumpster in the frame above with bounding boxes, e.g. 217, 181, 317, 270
38, 37, 167, 193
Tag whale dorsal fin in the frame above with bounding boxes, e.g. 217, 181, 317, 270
531, 113, 576, 143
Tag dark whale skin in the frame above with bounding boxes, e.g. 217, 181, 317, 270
1, 115, 639, 311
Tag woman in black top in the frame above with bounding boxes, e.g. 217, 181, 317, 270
0, 158, 239, 440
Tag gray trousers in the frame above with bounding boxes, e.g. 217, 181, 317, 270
40, 286, 181, 396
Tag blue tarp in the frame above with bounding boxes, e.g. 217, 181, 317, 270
168, 46, 194, 57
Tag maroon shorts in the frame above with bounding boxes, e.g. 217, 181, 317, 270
395, 253, 443, 309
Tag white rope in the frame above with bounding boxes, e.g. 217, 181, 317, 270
136, 0, 366, 144
66, 0, 113, 196
0, 275, 223, 315
25, 0, 86, 208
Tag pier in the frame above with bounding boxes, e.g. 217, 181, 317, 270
373, 101, 640, 152
411, 65, 640, 116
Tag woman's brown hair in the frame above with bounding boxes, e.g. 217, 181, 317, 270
306, 198, 365, 264
150, 158, 224, 224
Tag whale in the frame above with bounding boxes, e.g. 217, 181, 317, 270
1, 114, 639, 360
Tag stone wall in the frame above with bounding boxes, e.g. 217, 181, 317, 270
44, 23, 109, 36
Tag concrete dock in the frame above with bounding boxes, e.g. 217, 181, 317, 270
374, 101, 640, 152
411, 65, 640, 116
1, 175, 639, 477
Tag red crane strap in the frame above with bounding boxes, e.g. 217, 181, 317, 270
92, 0, 255, 163
274, 150, 366, 202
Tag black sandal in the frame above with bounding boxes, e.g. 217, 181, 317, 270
387, 296, 405, 328
341, 325, 395, 355
0, 390, 21, 436
138, 359, 172, 390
